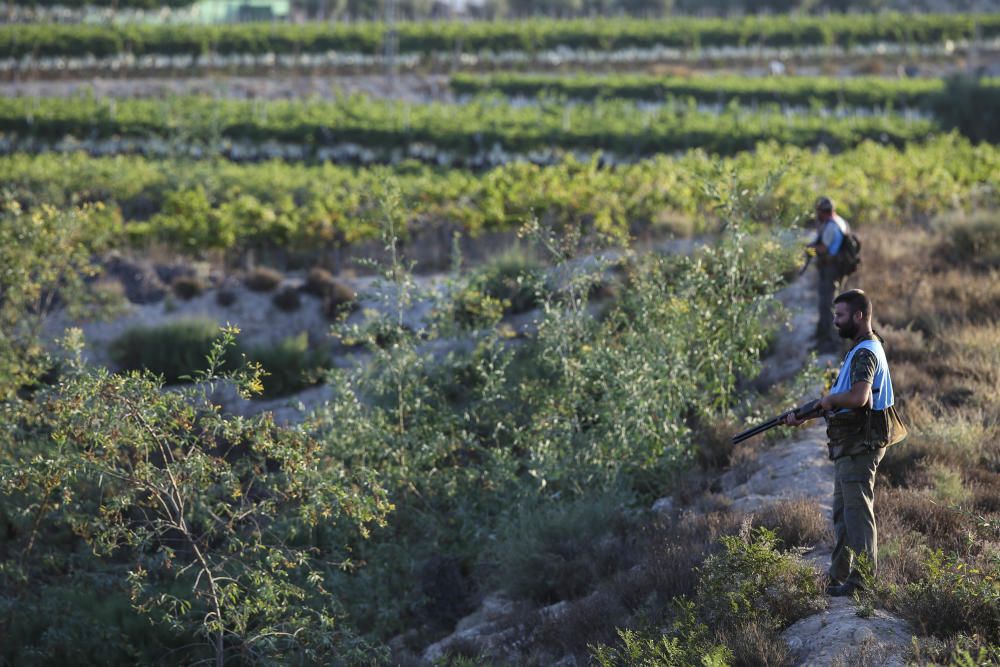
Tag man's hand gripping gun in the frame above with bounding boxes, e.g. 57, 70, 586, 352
731, 399, 824, 445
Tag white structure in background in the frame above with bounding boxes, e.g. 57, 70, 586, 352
194, 0, 290, 22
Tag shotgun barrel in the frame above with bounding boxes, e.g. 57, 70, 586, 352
731, 399, 823, 445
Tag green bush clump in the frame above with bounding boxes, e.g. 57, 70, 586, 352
591, 603, 732, 667
475, 247, 546, 315
247, 332, 330, 399
453, 247, 546, 328
898, 548, 1000, 641
696, 525, 824, 631
109, 318, 239, 384
2, 330, 391, 666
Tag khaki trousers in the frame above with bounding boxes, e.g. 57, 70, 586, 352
830, 447, 885, 587
816, 262, 841, 347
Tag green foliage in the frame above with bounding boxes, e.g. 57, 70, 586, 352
930, 75, 1000, 143
0, 94, 940, 165
899, 548, 1000, 640
0, 201, 119, 401
4, 134, 996, 256
247, 332, 330, 399
591, 602, 732, 667
2, 329, 392, 666
696, 524, 824, 631
109, 318, 238, 384
452, 72, 964, 110
473, 246, 546, 315
4, 13, 999, 59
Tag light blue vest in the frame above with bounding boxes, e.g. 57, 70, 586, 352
824, 215, 848, 256
830, 338, 895, 413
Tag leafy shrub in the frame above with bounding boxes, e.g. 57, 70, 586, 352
243, 266, 283, 292
472, 246, 546, 316
246, 332, 329, 399
897, 548, 1000, 640
696, 523, 824, 631
591, 605, 732, 667
109, 318, 239, 383
170, 274, 205, 300
271, 285, 302, 312
451, 286, 509, 330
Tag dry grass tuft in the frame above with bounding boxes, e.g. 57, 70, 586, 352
876, 487, 972, 553
715, 618, 789, 667
755, 499, 829, 550
243, 266, 284, 292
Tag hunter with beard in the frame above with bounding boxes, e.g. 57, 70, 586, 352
784, 289, 906, 597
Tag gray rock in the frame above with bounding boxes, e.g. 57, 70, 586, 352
651, 496, 675, 515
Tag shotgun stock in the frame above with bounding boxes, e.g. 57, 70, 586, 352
731, 399, 823, 445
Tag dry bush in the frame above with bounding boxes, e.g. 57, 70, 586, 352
831, 636, 896, 667
876, 487, 972, 553
537, 589, 627, 660
322, 280, 358, 319
879, 404, 989, 486
714, 618, 789, 667
691, 413, 744, 470
879, 323, 927, 365
877, 530, 928, 591
301, 266, 336, 297
171, 275, 206, 300
936, 212, 1000, 271
755, 499, 828, 550
966, 468, 1000, 514
888, 364, 936, 397
638, 510, 743, 603
243, 266, 284, 292
946, 323, 1000, 385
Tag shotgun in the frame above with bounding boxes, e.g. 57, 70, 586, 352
731, 399, 824, 445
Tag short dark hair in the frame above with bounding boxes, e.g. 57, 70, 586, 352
834, 289, 871, 319
815, 196, 834, 213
